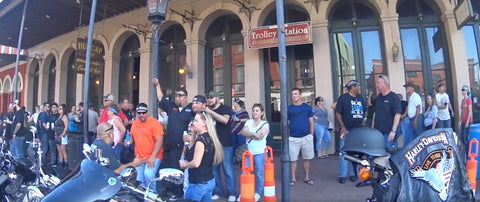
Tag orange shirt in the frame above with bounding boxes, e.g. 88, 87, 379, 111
130, 116, 164, 160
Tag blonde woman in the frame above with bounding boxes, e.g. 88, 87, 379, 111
240, 103, 269, 202
180, 112, 223, 202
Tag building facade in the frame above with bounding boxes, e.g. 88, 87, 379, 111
0, 0, 478, 149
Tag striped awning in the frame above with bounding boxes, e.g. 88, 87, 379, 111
0, 45, 27, 56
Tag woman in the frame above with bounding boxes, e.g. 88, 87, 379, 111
230, 98, 249, 153
54, 104, 69, 167
107, 105, 126, 159
460, 85, 473, 148
313, 97, 330, 159
68, 105, 81, 133
180, 112, 223, 202
423, 94, 438, 130
240, 103, 269, 201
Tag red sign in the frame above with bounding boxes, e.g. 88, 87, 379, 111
248, 21, 312, 49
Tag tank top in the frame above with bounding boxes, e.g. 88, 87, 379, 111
108, 116, 122, 145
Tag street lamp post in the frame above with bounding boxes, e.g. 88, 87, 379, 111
147, 0, 169, 119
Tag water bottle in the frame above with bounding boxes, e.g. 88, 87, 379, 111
183, 131, 189, 146
125, 130, 131, 146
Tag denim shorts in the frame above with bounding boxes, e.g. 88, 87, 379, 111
185, 178, 215, 202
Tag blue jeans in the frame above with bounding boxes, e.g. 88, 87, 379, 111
400, 118, 414, 146
244, 154, 265, 195
437, 119, 451, 128
383, 133, 396, 151
233, 134, 246, 152
314, 123, 330, 151
11, 136, 26, 161
213, 146, 238, 197
40, 133, 57, 164
338, 138, 355, 178
185, 179, 215, 202
136, 158, 161, 191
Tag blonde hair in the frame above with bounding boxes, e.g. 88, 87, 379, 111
197, 112, 224, 164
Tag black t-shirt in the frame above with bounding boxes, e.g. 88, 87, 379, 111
213, 105, 232, 147
121, 108, 134, 131
374, 92, 402, 134
335, 93, 367, 130
13, 109, 25, 137
4, 112, 14, 140
48, 113, 60, 139
159, 97, 195, 149
91, 139, 120, 171
400, 100, 408, 115
187, 133, 214, 183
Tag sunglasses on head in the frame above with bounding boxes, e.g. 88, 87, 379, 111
105, 125, 113, 133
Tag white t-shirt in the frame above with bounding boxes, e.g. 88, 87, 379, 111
407, 92, 422, 118
435, 93, 451, 121
245, 120, 269, 155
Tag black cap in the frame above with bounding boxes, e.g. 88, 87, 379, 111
78, 102, 84, 107
403, 82, 415, 88
136, 103, 148, 112
192, 95, 207, 103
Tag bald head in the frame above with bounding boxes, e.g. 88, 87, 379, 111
376, 75, 391, 95
96, 123, 113, 143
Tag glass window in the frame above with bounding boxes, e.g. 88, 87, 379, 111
231, 44, 245, 98
463, 25, 480, 122
361, 30, 383, 95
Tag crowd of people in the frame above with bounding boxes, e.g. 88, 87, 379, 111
0, 73, 473, 202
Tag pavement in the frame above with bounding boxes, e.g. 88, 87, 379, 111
213, 153, 480, 202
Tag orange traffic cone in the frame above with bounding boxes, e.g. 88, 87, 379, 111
467, 138, 479, 195
264, 146, 276, 202
241, 150, 255, 202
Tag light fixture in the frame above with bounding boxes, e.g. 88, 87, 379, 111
221, 33, 227, 41
182, 64, 193, 79
24, 27, 28, 31
95, 80, 100, 85
45, 14, 50, 19
169, 42, 175, 50
392, 42, 400, 62
147, 0, 170, 23
178, 68, 185, 74
133, 75, 137, 80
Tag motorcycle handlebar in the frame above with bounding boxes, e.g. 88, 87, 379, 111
121, 183, 163, 202
344, 154, 371, 167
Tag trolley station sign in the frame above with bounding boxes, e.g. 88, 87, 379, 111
248, 21, 312, 49
75, 37, 104, 75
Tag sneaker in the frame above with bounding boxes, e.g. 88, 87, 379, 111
349, 175, 357, 182
254, 193, 261, 202
211, 195, 220, 200
227, 195, 237, 201
338, 177, 346, 184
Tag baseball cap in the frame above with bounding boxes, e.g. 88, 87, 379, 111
136, 103, 148, 112
103, 94, 114, 101
207, 91, 220, 98
78, 102, 84, 107
461, 85, 470, 92
403, 82, 415, 88
345, 80, 359, 88
192, 95, 207, 103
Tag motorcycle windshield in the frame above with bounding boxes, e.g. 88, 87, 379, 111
41, 160, 121, 202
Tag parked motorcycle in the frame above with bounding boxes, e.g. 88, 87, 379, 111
343, 127, 474, 202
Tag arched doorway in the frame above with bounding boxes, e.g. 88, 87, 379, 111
329, 0, 384, 98
65, 51, 77, 108
32, 62, 40, 108
462, 0, 480, 122
159, 24, 186, 98
205, 14, 244, 107
46, 55, 57, 104
398, 0, 451, 97
119, 34, 140, 106
2, 77, 11, 113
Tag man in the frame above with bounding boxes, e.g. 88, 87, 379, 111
372, 75, 402, 151
10, 102, 26, 162
403, 83, 422, 145
49, 103, 60, 164
288, 87, 315, 186
38, 103, 55, 164
335, 80, 366, 184
153, 78, 195, 199
87, 104, 99, 144
192, 95, 208, 113
121, 99, 134, 131
99, 94, 127, 123
130, 103, 164, 191
91, 122, 144, 174
205, 91, 237, 201
435, 84, 454, 128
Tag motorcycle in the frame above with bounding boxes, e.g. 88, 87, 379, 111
342, 127, 474, 202
41, 143, 184, 202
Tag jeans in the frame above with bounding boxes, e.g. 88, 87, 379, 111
10, 136, 26, 162
461, 123, 470, 159
437, 119, 451, 128
213, 146, 238, 197
314, 123, 330, 151
244, 154, 265, 195
40, 133, 57, 164
383, 133, 396, 151
136, 158, 161, 191
338, 138, 355, 178
400, 118, 414, 146
185, 179, 215, 202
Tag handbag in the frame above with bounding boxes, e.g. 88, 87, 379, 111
234, 121, 267, 163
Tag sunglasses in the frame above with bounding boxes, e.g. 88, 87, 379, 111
105, 125, 113, 133
137, 111, 147, 115
207, 96, 215, 100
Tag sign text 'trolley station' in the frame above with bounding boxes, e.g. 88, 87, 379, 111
248, 21, 312, 49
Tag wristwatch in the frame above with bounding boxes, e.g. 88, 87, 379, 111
391, 129, 397, 133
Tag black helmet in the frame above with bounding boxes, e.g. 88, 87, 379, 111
342, 127, 389, 157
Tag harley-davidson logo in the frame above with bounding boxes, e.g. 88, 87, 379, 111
409, 147, 455, 201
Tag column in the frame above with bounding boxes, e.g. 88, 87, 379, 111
76, 74, 84, 103
380, 14, 406, 94
138, 47, 152, 109
243, 31, 265, 109
312, 20, 335, 155
55, 66, 67, 104
103, 55, 120, 97
184, 38, 206, 96
38, 64, 48, 104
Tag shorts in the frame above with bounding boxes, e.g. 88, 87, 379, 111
55, 135, 68, 145
289, 135, 314, 161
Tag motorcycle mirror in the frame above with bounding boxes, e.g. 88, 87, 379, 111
83, 143, 92, 153
29, 126, 37, 134
121, 166, 137, 181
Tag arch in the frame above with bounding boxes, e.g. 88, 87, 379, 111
389, 0, 448, 15
160, 18, 190, 39
193, 2, 249, 41
27, 58, 40, 76
110, 29, 142, 59
60, 47, 75, 72
42, 52, 58, 73
94, 34, 110, 55
321, 0, 383, 21
3, 75, 12, 93
0, 78, 2, 93
14, 72, 23, 92
396, 0, 443, 18
254, 0, 310, 27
